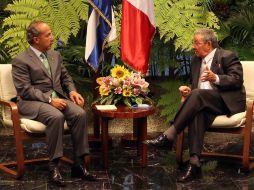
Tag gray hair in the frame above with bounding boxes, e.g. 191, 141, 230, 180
194, 28, 219, 48
26, 20, 45, 45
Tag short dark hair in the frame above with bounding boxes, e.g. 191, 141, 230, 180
26, 20, 45, 45
194, 28, 219, 48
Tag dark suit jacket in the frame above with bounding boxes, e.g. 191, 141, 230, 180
12, 48, 76, 119
190, 48, 246, 115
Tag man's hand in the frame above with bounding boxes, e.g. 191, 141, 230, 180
201, 66, 216, 82
179, 86, 191, 98
69, 91, 85, 107
50, 98, 67, 111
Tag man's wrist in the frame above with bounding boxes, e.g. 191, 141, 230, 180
69, 91, 76, 96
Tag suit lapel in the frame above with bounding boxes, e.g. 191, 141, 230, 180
27, 48, 52, 79
45, 51, 56, 80
210, 48, 219, 73
192, 57, 202, 88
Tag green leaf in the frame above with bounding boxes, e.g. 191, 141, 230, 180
1, 0, 88, 58
123, 98, 132, 107
113, 96, 122, 105
157, 80, 185, 122
100, 95, 112, 105
106, 4, 121, 58
154, 0, 219, 51
135, 97, 143, 105
105, 94, 115, 105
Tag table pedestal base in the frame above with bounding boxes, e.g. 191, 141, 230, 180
100, 117, 148, 168
92, 105, 155, 169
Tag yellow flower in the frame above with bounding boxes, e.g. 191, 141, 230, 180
96, 77, 104, 85
99, 85, 110, 96
111, 65, 129, 80
123, 88, 132, 97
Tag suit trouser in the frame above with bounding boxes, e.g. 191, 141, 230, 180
36, 99, 89, 161
173, 89, 229, 156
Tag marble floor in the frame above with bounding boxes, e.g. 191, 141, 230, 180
0, 132, 254, 190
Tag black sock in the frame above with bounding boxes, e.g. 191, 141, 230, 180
73, 156, 83, 167
49, 157, 60, 169
189, 154, 201, 167
163, 125, 177, 140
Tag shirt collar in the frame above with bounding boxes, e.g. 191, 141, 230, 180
204, 48, 217, 64
30, 46, 44, 59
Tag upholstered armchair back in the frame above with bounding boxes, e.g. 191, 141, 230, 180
242, 61, 254, 120
0, 64, 70, 132
242, 61, 254, 99
0, 64, 17, 125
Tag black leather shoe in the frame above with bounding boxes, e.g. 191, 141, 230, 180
177, 164, 202, 183
71, 165, 97, 181
144, 134, 173, 149
49, 166, 65, 187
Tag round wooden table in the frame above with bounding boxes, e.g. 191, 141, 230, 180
92, 104, 155, 168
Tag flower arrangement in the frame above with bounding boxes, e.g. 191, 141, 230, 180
95, 65, 152, 107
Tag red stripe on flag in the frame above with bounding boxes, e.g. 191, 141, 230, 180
120, 0, 155, 74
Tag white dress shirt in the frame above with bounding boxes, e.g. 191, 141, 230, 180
30, 46, 45, 63
198, 48, 220, 89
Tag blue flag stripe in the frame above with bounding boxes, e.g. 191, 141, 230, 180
85, 0, 114, 71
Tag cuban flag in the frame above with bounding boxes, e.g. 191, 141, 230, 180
85, 0, 116, 71
120, 0, 156, 74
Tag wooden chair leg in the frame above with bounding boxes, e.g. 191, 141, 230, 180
15, 136, 25, 179
0, 135, 25, 179
175, 131, 184, 164
242, 100, 254, 170
242, 130, 251, 170
11, 121, 25, 179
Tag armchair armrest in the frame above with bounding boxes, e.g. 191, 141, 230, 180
0, 99, 23, 136
246, 99, 254, 114
245, 99, 254, 130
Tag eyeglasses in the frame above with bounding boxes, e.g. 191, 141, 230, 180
192, 41, 206, 46
192, 40, 208, 46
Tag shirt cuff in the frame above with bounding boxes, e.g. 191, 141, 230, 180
214, 74, 220, 84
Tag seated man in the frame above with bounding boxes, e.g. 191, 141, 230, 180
11, 21, 96, 186
145, 28, 246, 182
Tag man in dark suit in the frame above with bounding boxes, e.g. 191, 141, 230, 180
12, 21, 96, 186
145, 28, 246, 182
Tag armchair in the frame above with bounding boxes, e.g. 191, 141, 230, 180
0, 64, 72, 179
175, 61, 254, 171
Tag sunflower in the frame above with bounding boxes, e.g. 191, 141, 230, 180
111, 65, 129, 80
123, 88, 132, 97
